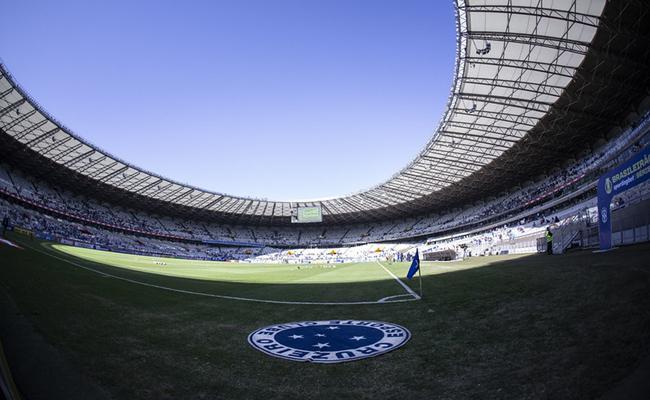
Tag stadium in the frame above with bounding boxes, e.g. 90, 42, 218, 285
1, 0, 650, 399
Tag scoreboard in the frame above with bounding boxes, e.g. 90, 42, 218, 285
291, 206, 323, 223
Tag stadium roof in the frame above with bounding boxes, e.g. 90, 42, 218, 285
1, 0, 650, 225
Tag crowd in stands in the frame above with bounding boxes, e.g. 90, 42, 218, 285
249, 242, 418, 264
0, 112, 648, 256
2, 176, 649, 263
0, 198, 274, 260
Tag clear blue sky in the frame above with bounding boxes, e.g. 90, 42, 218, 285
1, 0, 456, 201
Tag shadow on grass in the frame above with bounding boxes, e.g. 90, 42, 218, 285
21, 234, 552, 304
1, 233, 650, 399
4, 232, 650, 305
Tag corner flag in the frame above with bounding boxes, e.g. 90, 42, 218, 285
407, 249, 420, 280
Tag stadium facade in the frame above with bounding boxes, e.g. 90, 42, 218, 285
1, 0, 650, 254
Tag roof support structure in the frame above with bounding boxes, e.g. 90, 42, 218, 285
2, 0, 646, 225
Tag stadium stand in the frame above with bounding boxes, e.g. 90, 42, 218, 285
1, 115, 649, 263
1, 0, 650, 262
3, 2, 650, 399
1, 109, 648, 261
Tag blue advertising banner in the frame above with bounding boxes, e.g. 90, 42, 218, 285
597, 146, 650, 249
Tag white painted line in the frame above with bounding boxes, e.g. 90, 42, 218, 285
23, 242, 419, 306
376, 261, 421, 300
377, 294, 415, 303
592, 247, 618, 253
0, 238, 23, 249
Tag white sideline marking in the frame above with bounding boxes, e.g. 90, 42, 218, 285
0, 238, 23, 249
592, 247, 617, 253
23, 243, 419, 306
377, 294, 415, 303
376, 261, 421, 300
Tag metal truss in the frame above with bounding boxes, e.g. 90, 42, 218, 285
1, 0, 649, 226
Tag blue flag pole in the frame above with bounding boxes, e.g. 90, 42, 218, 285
407, 248, 423, 298
417, 248, 423, 298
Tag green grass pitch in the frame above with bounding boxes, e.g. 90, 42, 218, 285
1, 233, 650, 399
50, 243, 498, 304
53, 243, 422, 303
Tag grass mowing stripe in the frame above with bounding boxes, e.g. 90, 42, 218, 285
22, 241, 419, 306
2, 233, 650, 399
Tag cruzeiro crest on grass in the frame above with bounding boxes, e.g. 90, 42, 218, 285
248, 320, 410, 363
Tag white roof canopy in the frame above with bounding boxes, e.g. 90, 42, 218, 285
0, 0, 608, 222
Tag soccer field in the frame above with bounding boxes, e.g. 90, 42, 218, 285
54, 243, 423, 303
1, 234, 650, 399
49, 242, 515, 304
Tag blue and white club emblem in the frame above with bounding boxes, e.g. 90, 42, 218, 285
248, 320, 411, 363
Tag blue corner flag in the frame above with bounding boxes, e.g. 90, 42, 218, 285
407, 249, 420, 280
